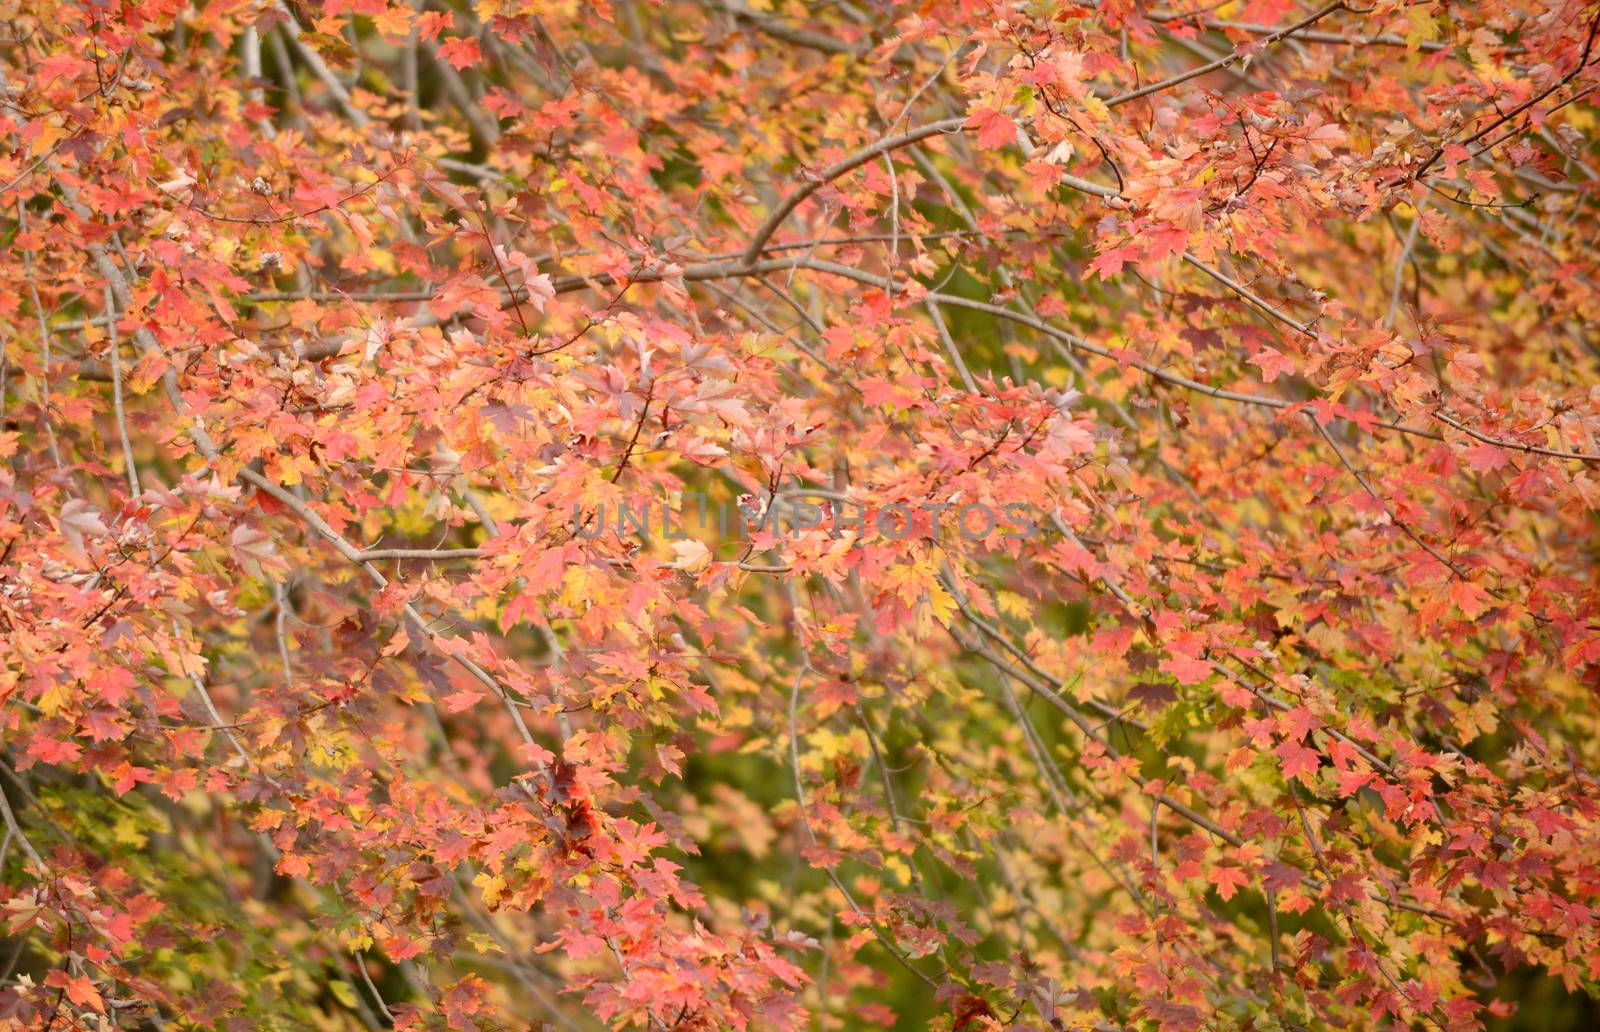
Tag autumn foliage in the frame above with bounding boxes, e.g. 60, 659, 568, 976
5, 0, 1600, 1027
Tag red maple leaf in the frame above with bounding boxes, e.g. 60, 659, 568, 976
1275, 739, 1321, 785
967, 106, 1017, 149
1208, 864, 1250, 901
437, 36, 482, 70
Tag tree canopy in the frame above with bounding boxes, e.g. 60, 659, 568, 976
4, 0, 1600, 1029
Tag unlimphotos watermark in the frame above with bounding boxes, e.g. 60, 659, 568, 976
573, 493, 1044, 544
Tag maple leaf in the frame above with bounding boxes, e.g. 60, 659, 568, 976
229, 524, 288, 578
441, 688, 485, 713
1275, 739, 1321, 785
1277, 707, 1320, 741
1088, 245, 1139, 280
63, 979, 104, 1014
1128, 680, 1178, 713
1208, 864, 1249, 901
416, 10, 453, 40
109, 762, 153, 796
1249, 346, 1293, 383
437, 37, 482, 70
1451, 579, 1493, 619
967, 106, 1017, 150
58, 498, 109, 549
859, 378, 916, 408
89, 667, 136, 706
1241, 0, 1297, 22
670, 538, 713, 572
1463, 442, 1513, 472
26, 735, 81, 766
371, 5, 414, 39
1140, 224, 1189, 265
523, 272, 555, 312
1161, 652, 1213, 685
1091, 623, 1137, 658
81, 709, 129, 742
1334, 768, 1375, 797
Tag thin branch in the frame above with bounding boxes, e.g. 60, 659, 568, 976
1107, 2, 1348, 107
104, 284, 140, 496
